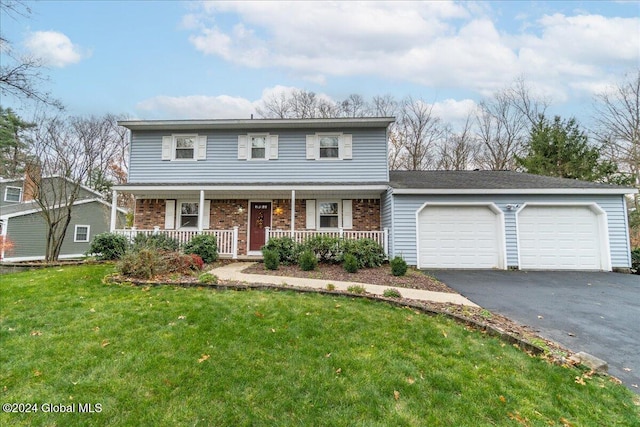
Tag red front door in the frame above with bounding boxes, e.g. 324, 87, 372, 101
249, 202, 271, 251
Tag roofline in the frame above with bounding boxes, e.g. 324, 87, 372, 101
0, 174, 106, 198
390, 188, 638, 195
0, 198, 127, 220
113, 184, 389, 192
117, 117, 395, 131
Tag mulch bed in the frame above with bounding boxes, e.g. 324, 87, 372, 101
242, 262, 457, 293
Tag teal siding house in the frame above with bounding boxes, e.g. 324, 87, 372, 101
0, 176, 126, 262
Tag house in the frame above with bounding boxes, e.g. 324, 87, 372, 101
111, 118, 637, 271
0, 176, 126, 262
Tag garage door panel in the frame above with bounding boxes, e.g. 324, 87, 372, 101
518, 205, 603, 270
418, 205, 503, 269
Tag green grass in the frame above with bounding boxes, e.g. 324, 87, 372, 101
1, 265, 638, 426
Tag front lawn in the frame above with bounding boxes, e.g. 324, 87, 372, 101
1, 265, 638, 426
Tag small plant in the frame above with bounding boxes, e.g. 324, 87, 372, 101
302, 235, 341, 263
390, 256, 408, 277
480, 309, 492, 319
263, 249, 280, 271
262, 237, 299, 265
163, 252, 204, 273
343, 253, 358, 273
383, 288, 402, 298
298, 250, 318, 271
133, 233, 180, 251
184, 234, 218, 263
118, 248, 162, 279
631, 248, 640, 274
347, 285, 366, 294
88, 232, 128, 260
326, 283, 336, 291
198, 272, 218, 284
341, 238, 386, 268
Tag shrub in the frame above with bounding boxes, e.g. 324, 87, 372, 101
298, 250, 318, 271
262, 237, 299, 265
88, 232, 128, 260
347, 285, 366, 294
184, 234, 218, 263
164, 252, 204, 273
302, 236, 341, 263
343, 253, 358, 273
263, 249, 280, 271
341, 238, 386, 268
390, 256, 408, 277
198, 272, 218, 284
326, 283, 336, 291
133, 233, 179, 251
632, 248, 640, 275
118, 248, 162, 279
383, 288, 402, 298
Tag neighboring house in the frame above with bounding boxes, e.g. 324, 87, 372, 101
112, 118, 637, 271
0, 176, 126, 262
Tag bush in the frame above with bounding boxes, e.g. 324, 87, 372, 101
347, 285, 366, 294
632, 248, 640, 275
383, 288, 402, 298
298, 250, 318, 271
262, 237, 299, 265
341, 238, 385, 268
343, 253, 358, 273
302, 236, 341, 263
133, 233, 180, 251
198, 272, 218, 284
117, 250, 203, 279
184, 234, 218, 263
263, 249, 280, 271
390, 256, 408, 277
88, 232, 128, 260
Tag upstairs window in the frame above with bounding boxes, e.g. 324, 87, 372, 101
250, 135, 267, 159
161, 135, 207, 161
319, 136, 339, 159
175, 136, 195, 159
306, 133, 352, 160
4, 186, 22, 202
238, 134, 278, 160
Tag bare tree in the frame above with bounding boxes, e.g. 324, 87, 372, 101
340, 93, 369, 117
437, 115, 479, 170
26, 113, 128, 261
371, 95, 398, 117
593, 70, 640, 204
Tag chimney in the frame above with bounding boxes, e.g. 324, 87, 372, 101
23, 163, 41, 202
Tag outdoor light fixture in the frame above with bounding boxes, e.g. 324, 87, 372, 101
237, 205, 245, 214
274, 206, 284, 215
505, 204, 519, 211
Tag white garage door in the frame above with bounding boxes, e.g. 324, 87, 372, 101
518, 205, 605, 270
418, 205, 504, 269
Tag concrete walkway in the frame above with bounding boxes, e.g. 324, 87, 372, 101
210, 262, 478, 307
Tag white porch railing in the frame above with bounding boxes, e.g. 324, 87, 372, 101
113, 227, 239, 259
266, 228, 389, 255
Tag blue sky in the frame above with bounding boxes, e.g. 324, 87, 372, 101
1, 1, 638, 126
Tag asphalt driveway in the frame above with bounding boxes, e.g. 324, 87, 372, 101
427, 270, 640, 391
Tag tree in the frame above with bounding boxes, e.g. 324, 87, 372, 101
436, 115, 479, 170
0, 106, 34, 178
517, 115, 622, 183
0, 1, 62, 109
25, 113, 129, 262
593, 70, 640, 209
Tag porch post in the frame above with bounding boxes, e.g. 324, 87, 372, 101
110, 189, 118, 231
383, 227, 389, 256
198, 190, 205, 232
290, 189, 296, 237
232, 226, 239, 259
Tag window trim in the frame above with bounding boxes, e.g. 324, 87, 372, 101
177, 200, 199, 229
248, 133, 269, 161
317, 200, 341, 230
74, 225, 90, 243
173, 134, 197, 161
4, 186, 22, 203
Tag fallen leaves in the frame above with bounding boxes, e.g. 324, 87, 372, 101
393, 390, 400, 400
198, 354, 210, 363
30, 330, 42, 336
101, 340, 110, 348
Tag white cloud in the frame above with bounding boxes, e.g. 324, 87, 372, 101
136, 94, 257, 119
24, 31, 87, 67
183, 2, 639, 101
431, 99, 477, 125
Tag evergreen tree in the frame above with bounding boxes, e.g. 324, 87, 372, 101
0, 107, 34, 178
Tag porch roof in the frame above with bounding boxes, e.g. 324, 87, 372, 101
112, 182, 388, 199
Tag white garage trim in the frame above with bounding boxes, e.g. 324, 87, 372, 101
515, 203, 611, 271
415, 202, 507, 270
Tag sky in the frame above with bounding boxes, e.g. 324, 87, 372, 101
1, 0, 639, 127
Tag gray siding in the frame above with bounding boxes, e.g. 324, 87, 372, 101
128, 128, 388, 183
5, 202, 125, 260
391, 194, 631, 268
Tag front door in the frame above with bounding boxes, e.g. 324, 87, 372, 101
249, 202, 272, 252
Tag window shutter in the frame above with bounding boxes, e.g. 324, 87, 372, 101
162, 136, 172, 160
341, 134, 353, 160
203, 200, 211, 229
165, 200, 176, 229
342, 200, 353, 229
306, 135, 316, 159
196, 135, 207, 160
268, 135, 279, 160
238, 135, 248, 160
306, 200, 316, 229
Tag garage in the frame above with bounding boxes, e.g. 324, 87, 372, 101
417, 203, 505, 269
517, 204, 610, 270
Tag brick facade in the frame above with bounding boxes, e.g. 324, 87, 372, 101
209, 200, 249, 256
134, 199, 166, 229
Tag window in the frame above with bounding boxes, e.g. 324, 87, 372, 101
319, 135, 339, 159
4, 186, 22, 202
319, 202, 339, 228
74, 225, 90, 242
180, 202, 199, 228
175, 136, 196, 159
250, 135, 266, 159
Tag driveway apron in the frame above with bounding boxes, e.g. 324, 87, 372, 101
427, 270, 640, 392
